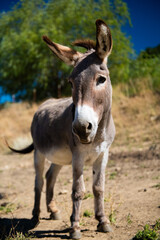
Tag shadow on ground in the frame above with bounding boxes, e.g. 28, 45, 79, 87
0, 218, 72, 239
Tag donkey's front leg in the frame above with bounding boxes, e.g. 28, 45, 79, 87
70, 156, 85, 239
93, 149, 112, 233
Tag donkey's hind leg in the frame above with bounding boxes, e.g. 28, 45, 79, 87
46, 163, 62, 220
32, 150, 45, 221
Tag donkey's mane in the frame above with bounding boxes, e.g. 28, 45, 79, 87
72, 39, 96, 50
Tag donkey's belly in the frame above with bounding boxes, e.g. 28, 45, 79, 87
45, 146, 72, 165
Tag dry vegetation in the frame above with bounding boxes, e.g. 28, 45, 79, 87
112, 87, 160, 152
0, 102, 37, 152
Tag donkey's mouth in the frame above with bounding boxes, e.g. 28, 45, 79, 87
72, 131, 92, 144
80, 139, 91, 144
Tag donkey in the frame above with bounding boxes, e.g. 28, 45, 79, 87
8, 19, 115, 239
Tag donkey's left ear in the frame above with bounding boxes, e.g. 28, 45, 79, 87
42, 36, 83, 66
95, 19, 112, 61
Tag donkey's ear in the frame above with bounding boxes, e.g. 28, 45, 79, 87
42, 36, 83, 66
95, 19, 112, 61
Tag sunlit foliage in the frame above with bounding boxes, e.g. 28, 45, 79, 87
0, 0, 132, 100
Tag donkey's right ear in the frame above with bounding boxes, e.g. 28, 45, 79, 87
42, 36, 83, 66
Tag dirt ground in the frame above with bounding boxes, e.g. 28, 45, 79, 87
0, 147, 159, 240
0, 90, 160, 239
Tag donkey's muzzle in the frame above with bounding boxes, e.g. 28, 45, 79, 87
72, 104, 98, 144
72, 121, 93, 144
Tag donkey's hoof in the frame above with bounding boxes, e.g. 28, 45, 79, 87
50, 211, 61, 220
97, 222, 112, 233
69, 229, 81, 239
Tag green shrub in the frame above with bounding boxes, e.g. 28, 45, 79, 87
83, 210, 93, 217
133, 224, 159, 240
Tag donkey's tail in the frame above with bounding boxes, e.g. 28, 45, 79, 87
5, 139, 34, 154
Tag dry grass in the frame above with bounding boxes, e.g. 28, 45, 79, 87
112, 86, 160, 152
0, 88, 160, 153
0, 102, 37, 152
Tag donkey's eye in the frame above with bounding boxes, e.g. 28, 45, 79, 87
96, 76, 106, 86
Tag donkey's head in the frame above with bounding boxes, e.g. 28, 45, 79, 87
43, 19, 113, 144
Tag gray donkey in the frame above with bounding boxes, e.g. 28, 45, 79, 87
8, 19, 115, 239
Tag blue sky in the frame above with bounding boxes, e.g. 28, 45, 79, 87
0, 89, 12, 104
122, 0, 160, 54
0, 0, 160, 102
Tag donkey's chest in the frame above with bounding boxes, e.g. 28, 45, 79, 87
81, 141, 108, 165
45, 141, 108, 166
46, 146, 72, 165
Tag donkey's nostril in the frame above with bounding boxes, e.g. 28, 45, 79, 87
87, 122, 92, 131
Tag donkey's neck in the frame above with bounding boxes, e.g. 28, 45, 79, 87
95, 108, 113, 143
